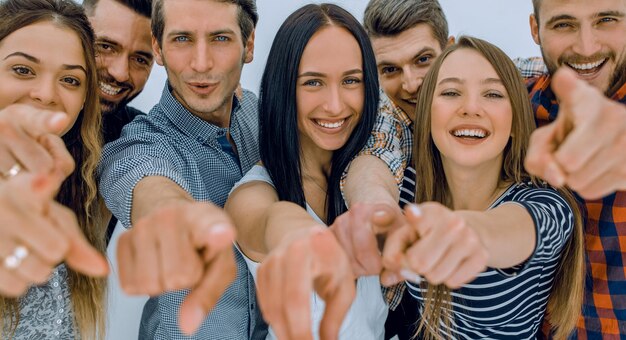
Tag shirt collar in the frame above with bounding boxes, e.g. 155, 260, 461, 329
381, 90, 413, 128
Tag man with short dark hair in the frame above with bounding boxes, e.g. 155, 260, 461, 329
83, 0, 155, 244
83, 0, 153, 144
98, 0, 267, 339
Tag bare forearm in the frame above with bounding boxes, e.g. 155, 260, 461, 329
458, 205, 536, 269
131, 176, 194, 225
264, 201, 323, 255
344, 155, 399, 208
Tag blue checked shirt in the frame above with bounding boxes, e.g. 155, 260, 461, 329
98, 84, 267, 340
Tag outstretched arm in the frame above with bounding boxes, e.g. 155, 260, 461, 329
525, 67, 626, 199
226, 180, 355, 340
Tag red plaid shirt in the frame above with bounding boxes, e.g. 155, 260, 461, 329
528, 75, 626, 338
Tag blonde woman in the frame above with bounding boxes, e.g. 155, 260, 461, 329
382, 36, 584, 339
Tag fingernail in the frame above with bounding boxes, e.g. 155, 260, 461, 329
373, 210, 387, 218
48, 113, 66, 127
407, 204, 421, 217
400, 269, 422, 284
209, 223, 230, 235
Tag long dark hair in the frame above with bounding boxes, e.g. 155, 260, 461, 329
0, 0, 106, 338
258, 3, 378, 224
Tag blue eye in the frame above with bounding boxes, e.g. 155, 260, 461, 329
417, 56, 432, 64
303, 79, 322, 86
214, 36, 229, 42
343, 78, 362, 85
174, 36, 190, 42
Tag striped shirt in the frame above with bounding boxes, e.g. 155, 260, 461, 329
98, 84, 267, 340
406, 183, 575, 339
527, 74, 626, 339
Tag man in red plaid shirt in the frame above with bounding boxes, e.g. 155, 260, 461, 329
523, 0, 626, 337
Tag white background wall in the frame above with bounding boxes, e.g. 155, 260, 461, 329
105, 1, 541, 339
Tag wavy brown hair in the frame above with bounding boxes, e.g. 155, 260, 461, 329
412, 36, 584, 339
0, 0, 106, 338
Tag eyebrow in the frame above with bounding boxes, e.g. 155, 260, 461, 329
298, 69, 363, 78
438, 77, 503, 85
545, 10, 625, 26
98, 36, 153, 60
4, 51, 87, 74
167, 29, 236, 38
377, 47, 436, 67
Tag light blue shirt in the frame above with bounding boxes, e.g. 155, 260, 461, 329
98, 84, 267, 340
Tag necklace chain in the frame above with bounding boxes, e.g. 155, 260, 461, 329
303, 174, 327, 193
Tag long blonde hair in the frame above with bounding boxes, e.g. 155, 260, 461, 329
0, 0, 107, 338
412, 36, 584, 339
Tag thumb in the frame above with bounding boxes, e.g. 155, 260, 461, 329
48, 202, 109, 277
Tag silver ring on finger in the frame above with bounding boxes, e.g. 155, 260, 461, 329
1, 163, 22, 179
3, 245, 29, 270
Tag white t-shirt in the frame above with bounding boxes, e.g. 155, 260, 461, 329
231, 165, 388, 340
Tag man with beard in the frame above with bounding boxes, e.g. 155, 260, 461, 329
83, 0, 153, 144
523, 0, 626, 337
83, 0, 153, 243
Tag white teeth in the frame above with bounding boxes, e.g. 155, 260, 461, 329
567, 59, 605, 71
315, 119, 345, 129
453, 129, 487, 138
99, 82, 123, 96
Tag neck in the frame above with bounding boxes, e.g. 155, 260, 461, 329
443, 159, 505, 210
172, 88, 234, 128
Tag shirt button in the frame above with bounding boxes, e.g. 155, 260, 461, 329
54, 331, 60, 336
57, 295, 63, 300
53, 282, 59, 287
59, 308, 64, 313
56, 319, 62, 324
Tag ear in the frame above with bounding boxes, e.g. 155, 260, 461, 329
447, 35, 455, 46
530, 14, 540, 45
243, 29, 255, 64
152, 35, 164, 66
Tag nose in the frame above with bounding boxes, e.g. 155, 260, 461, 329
401, 66, 423, 95
30, 77, 58, 107
460, 94, 482, 117
323, 85, 344, 116
106, 55, 130, 83
573, 25, 601, 57
190, 41, 213, 73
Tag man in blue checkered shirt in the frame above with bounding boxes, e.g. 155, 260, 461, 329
98, 0, 267, 339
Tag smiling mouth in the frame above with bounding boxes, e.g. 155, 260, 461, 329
99, 81, 126, 96
566, 58, 607, 76
315, 119, 346, 129
403, 98, 417, 106
451, 128, 489, 139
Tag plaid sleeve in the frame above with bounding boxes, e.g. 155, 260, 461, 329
513, 56, 548, 78
340, 94, 409, 198
98, 127, 190, 228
